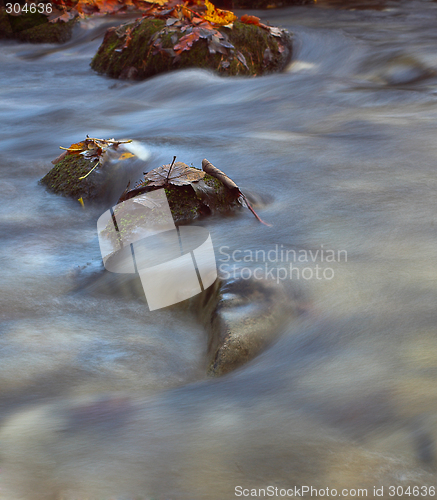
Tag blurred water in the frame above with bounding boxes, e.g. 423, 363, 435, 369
1, 1, 437, 498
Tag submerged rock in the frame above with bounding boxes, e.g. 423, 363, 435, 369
0, 11, 75, 43
91, 18, 292, 79
194, 267, 302, 376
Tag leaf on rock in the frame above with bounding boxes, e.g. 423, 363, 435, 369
269, 26, 284, 37
203, 0, 237, 26
208, 35, 228, 54
145, 161, 205, 187
63, 141, 88, 154
174, 30, 202, 53
240, 14, 260, 26
236, 51, 249, 71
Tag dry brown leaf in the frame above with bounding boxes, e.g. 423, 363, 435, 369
145, 161, 205, 187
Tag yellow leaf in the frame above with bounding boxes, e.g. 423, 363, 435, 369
119, 152, 135, 160
78, 197, 85, 208
203, 0, 237, 26
143, 0, 168, 5
60, 141, 87, 153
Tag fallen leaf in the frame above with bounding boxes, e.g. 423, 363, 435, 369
269, 26, 283, 37
119, 152, 135, 160
145, 160, 205, 187
174, 30, 201, 53
240, 14, 260, 26
208, 35, 228, 54
236, 51, 249, 71
203, 0, 237, 26
61, 141, 88, 154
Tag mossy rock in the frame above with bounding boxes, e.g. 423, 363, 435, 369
91, 18, 292, 80
118, 172, 241, 227
0, 10, 75, 43
40, 154, 130, 204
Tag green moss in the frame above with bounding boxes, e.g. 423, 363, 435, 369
7, 11, 47, 32
0, 11, 13, 38
0, 10, 75, 43
18, 18, 76, 43
40, 154, 100, 200
91, 17, 292, 80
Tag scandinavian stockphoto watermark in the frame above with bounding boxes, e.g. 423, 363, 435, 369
97, 188, 217, 311
96, 187, 346, 309
218, 244, 347, 282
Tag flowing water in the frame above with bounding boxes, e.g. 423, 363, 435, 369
1, 1, 437, 498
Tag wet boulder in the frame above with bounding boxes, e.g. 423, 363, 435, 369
40, 138, 147, 205
194, 266, 303, 376
91, 17, 292, 80
114, 158, 265, 225
0, 11, 75, 43
117, 174, 241, 227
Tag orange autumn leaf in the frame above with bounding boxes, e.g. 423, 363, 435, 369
65, 141, 87, 154
240, 14, 260, 26
203, 0, 236, 26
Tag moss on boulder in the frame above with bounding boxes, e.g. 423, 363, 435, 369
40, 153, 131, 204
91, 18, 292, 79
40, 154, 100, 200
0, 10, 75, 43
117, 171, 241, 226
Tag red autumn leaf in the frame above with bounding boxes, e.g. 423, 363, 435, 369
240, 14, 260, 26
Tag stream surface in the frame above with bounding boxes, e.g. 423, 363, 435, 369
1, 1, 437, 498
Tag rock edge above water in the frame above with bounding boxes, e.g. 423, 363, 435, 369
0, 11, 75, 43
91, 18, 292, 79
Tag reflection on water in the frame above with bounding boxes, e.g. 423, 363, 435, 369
1, 1, 437, 498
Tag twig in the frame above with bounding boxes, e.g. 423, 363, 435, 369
78, 159, 100, 180
86, 137, 132, 145
60, 138, 132, 151
238, 193, 272, 226
166, 156, 177, 183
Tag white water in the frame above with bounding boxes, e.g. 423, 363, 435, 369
1, 1, 437, 498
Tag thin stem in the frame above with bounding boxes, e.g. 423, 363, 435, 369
166, 156, 177, 183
